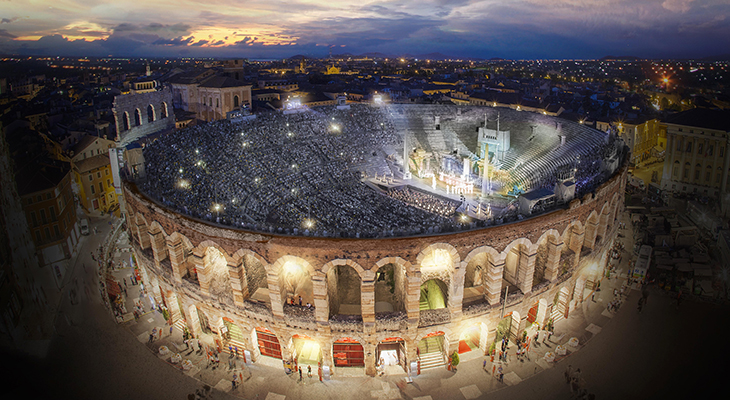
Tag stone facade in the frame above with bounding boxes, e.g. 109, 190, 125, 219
124, 166, 627, 376
112, 87, 175, 146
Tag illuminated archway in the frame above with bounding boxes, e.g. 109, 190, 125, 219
419, 279, 447, 310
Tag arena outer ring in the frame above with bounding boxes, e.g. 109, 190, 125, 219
123, 163, 627, 376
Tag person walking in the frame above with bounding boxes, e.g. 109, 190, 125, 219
307, 365, 312, 378
298, 366, 303, 382
565, 364, 573, 384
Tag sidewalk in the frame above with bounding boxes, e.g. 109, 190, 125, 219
105, 211, 642, 400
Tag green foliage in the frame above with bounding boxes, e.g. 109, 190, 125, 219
450, 351, 460, 366
161, 308, 170, 322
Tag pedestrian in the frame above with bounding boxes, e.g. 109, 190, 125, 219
307, 365, 312, 378
229, 345, 234, 356
231, 373, 237, 390
483, 359, 487, 371
565, 364, 573, 384
123, 279, 127, 288
148, 332, 154, 343
234, 346, 239, 358
298, 296, 302, 306
185, 339, 189, 350
298, 366, 303, 381
497, 365, 504, 383
169, 325, 173, 336
533, 331, 539, 346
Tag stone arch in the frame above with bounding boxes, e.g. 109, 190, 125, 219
147, 104, 155, 123
462, 246, 500, 306
533, 229, 562, 285
122, 111, 130, 131
323, 259, 364, 317
417, 243, 461, 315
268, 255, 316, 313
372, 257, 411, 314
597, 202, 611, 244
134, 108, 142, 126
231, 249, 269, 302
234, 95, 240, 108
133, 213, 150, 249
201, 245, 234, 305
161, 102, 168, 119
502, 238, 535, 294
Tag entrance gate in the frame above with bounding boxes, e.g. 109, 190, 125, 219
255, 327, 282, 359
333, 338, 364, 367
377, 337, 405, 369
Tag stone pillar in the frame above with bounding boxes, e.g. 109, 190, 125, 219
584, 221, 598, 250
191, 250, 209, 296
267, 272, 284, 319
535, 299, 548, 328
167, 291, 182, 323
136, 222, 150, 249
149, 229, 166, 267
543, 240, 563, 282
448, 269, 464, 320
363, 342, 377, 376
485, 256, 505, 305
166, 238, 186, 283
149, 277, 163, 306
361, 275, 375, 331
517, 249, 536, 294
320, 339, 333, 369
570, 229, 585, 267
312, 272, 329, 326
186, 303, 202, 338
228, 259, 247, 308
573, 278, 586, 303
405, 274, 421, 324
597, 212, 609, 243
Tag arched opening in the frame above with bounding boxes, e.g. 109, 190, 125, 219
222, 317, 245, 354
333, 337, 364, 367
279, 259, 313, 309
493, 311, 519, 348
463, 252, 490, 306
291, 333, 321, 367
161, 102, 168, 119
551, 287, 570, 323
327, 264, 361, 317
134, 108, 142, 126
253, 327, 281, 359
122, 111, 130, 131
418, 331, 446, 370
234, 95, 240, 108
376, 337, 406, 374
458, 325, 482, 353
204, 247, 233, 305
196, 307, 211, 334
243, 253, 268, 304
419, 279, 447, 310
374, 263, 406, 314
527, 301, 539, 324
147, 104, 155, 123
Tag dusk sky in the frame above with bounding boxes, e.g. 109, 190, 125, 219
1, 0, 729, 60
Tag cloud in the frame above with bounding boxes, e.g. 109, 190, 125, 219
1, 17, 20, 24
152, 36, 196, 46
0, 29, 17, 39
662, 0, 695, 13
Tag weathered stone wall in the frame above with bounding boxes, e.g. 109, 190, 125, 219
125, 164, 627, 376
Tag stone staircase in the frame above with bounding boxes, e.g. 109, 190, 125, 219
418, 336, 446, 371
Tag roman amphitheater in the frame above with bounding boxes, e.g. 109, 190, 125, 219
123, 103, 628, 376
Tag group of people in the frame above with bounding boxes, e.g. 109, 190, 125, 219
140, 105, 470, 238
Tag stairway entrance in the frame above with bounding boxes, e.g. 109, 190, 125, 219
418, 332, 446, 371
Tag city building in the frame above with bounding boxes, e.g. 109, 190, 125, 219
660, 108, 730, 215
169, 72, 252, 122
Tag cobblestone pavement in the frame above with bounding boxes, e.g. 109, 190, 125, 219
2, 211, 727, 400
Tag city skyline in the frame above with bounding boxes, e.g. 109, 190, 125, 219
1, 0, 729, 60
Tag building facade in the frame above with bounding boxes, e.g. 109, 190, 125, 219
123, 165, 626, 377
660, 108, 730, 215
